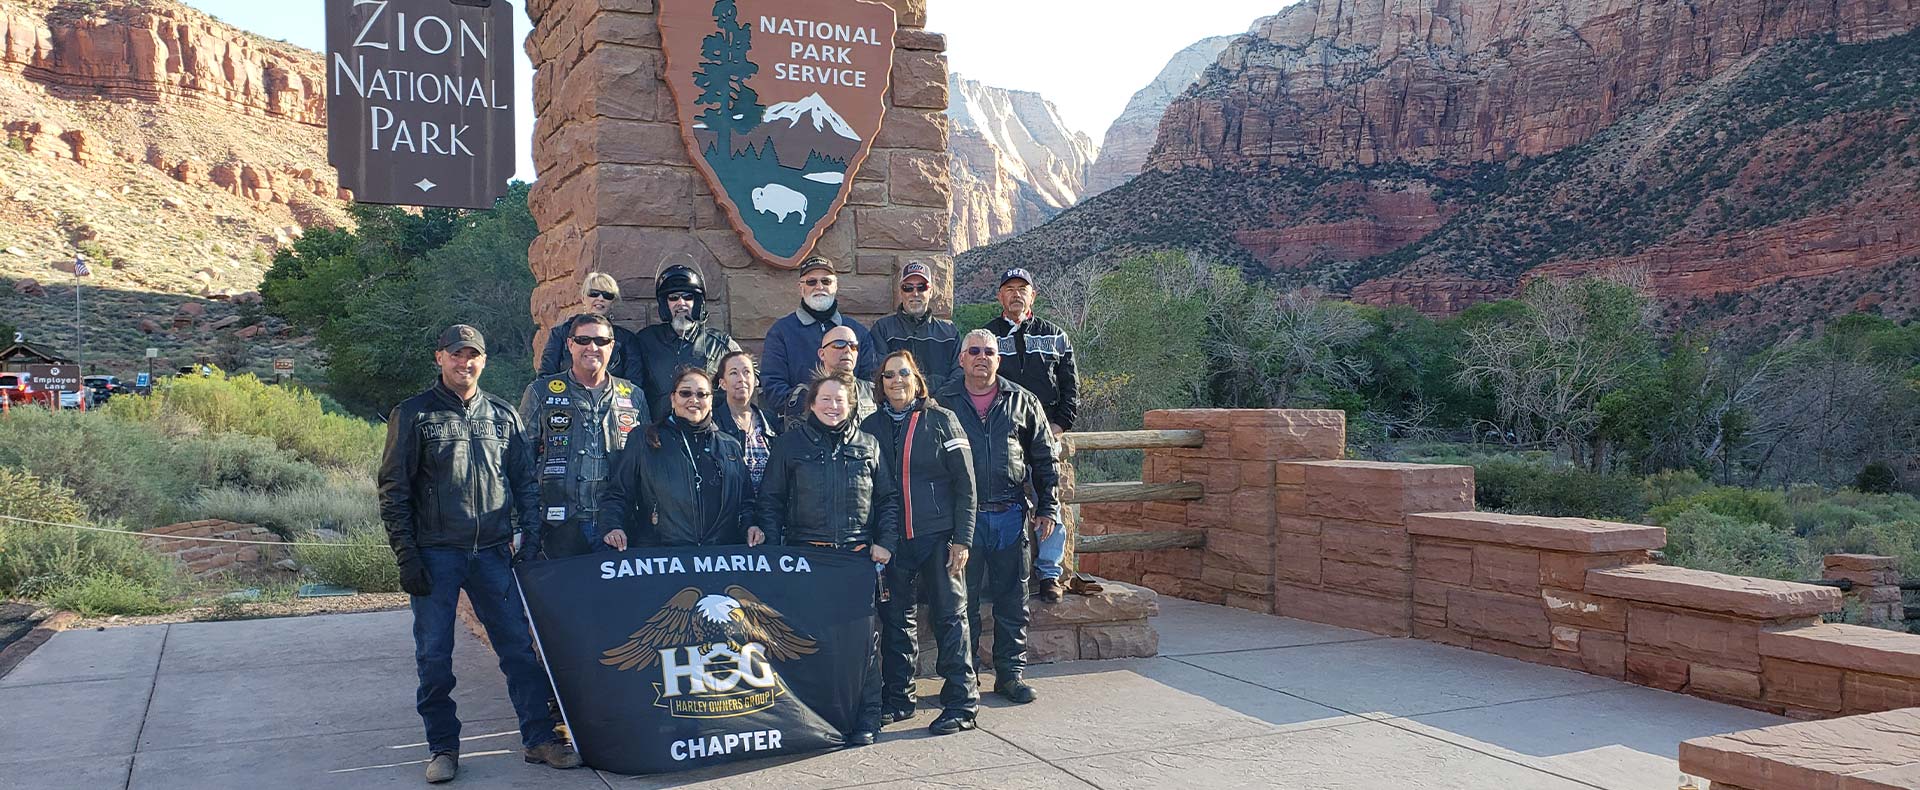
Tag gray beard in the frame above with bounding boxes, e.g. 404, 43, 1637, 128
901, 304, 929, 319
671, 315, 696, 335
803, 294, 836, 312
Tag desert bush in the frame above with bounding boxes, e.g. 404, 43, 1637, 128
43, 573, 178, 616
189, 475, 378, 539
111, 370, 383, 472
1471, 455, 1647, 519
0, 467, 183, 610
292, 526, 399, 593
1661, 506, 1815, 580
1648, 486, 1791, 530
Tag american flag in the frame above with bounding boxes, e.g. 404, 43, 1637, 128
73, 256, 90, 277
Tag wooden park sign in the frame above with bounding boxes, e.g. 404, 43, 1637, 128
661, 0, 898, 268
325, 0, 515, 210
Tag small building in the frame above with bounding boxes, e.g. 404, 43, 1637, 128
0, 341, 74, 372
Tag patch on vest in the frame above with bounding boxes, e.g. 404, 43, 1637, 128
548, 411, 573, 431
548, 379, 568, 394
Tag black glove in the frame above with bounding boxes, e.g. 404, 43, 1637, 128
514, 529, 542, 564
397, 552, 433, 597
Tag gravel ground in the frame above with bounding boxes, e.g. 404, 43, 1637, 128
72, 592, 409, 629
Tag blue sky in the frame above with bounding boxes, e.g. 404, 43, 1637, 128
182, 0, 1284, 181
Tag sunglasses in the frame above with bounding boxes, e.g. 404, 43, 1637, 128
675, 390, 712, 400
570, 336, 613, 347
666, 294, 697, 302
586, 289, 617, 300
962, 347, 996, 357
822, 339, 860, 350
900, 283, 929, 294
802, 277, 836, 287
880, 369, 914, 380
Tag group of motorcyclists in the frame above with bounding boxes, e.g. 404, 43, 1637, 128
377, 256, 1080, 783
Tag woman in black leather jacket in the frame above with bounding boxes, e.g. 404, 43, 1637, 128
600, 367, 751, 549
756, 369, 900, 746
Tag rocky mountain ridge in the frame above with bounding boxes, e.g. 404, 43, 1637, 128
960, 0, 1920, 327
946, 73, 1097, 253
1084, 35, 1234, 196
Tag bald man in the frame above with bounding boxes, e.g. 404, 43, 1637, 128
780, 325, 878, 428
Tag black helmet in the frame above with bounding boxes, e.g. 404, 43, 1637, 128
655, 265, 706, 322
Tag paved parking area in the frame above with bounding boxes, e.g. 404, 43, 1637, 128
0, 598, 1785, 789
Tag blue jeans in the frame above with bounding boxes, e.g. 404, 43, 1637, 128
1034, 512, 1066, 580
410, 545, 558, 755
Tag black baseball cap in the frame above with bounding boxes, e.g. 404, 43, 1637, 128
797, 256, 835, 277
1000, 268, 1035, 288
438, 324, 486, 354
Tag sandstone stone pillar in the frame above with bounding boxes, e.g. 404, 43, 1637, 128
1824, 554, 1906, 628
523, 0, 952, 347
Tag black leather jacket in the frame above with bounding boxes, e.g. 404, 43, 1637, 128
378, 382, 539, 556
937, 376, 1061, 522
984, 314, 1079, 431
757, 416, 901, 552
861, 400, 977, 545
631, 322, 740, 420
602, 418, 750, 547
871, 311, 959, 388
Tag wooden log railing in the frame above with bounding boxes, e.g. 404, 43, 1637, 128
1058, 429, 1209, 564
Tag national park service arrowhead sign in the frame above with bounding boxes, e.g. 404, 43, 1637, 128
661, 0, 898, 268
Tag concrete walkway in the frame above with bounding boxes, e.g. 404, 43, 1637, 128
0, 598, 1785, 789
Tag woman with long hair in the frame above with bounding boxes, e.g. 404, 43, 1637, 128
757, 370, 900, 746
713, 350, 778, 497
860, 351, 979, 736
600, 367, 751, 549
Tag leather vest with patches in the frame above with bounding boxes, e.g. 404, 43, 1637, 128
525, 372, 643, 527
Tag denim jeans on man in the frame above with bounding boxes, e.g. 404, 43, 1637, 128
411, 545, 559, 754
965, 505, 1031, 679
1033, 517, 1066, 580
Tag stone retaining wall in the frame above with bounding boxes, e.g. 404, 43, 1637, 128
1075, 409, 1920, 722
140, 519, 289, 579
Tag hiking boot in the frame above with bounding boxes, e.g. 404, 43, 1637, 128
524, 740, 582, 769
994, 676, 1038, 704
424, 752, 458, 784
1032, 577, 1064, 603
929, 712, 976, 735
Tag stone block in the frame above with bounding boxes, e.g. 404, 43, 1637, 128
873, 0, 927, 27
1144, 409, 1234, 433
1550, 625, 1580, 652
1627, 605, 1762, 671
1539, 587, 1628, 632
1204, 529, 1271, 576
1406, 511, 1666, 553
1691, 665, 1763, 702
1275, 515, 1319, 535
1761, 658, 1843, 712
1679, 708, 1920, 790
1274, 532, 1321, 584
1446, 587, 1550, 648
1028, 580, 1158, 627
1587, 564, 1842, 620
1580, 630, 1627, 679
1321, 560, 1411, 600
1413, 620, 1473, 647
1415, 602, 1448, 627
1471, 545, 1541, 595
1318, 520, 1410, 569
1413, 540, 1473, 585
874, 107, 946, 151
886, 149, 949, 207
1539, 550, 1649, 590
1300, 461, 1473, 525
1843, 671, 1920, 714
889, 48, 947, 109
546, 43, 675, 124
897, 29, 945, 51
848, 180, 887, 206
586, 164, 701, 227
1626, 651, 1690, 691
1240, 461, 1276, 488
1274, 462, 1306, 486
1412, 578, 1453, 608
1824, 553, 1898, 572
1079, 622, 1158, 660
1225, 410, 1346, 460
1027, 627, 1079, 664
1273, 582, 1410, 637
1224, 592, 1273, 614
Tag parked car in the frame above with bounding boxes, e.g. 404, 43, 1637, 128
0, 373, 56, 408
82, 375, 128, 406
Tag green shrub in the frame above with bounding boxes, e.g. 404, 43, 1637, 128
1856, 462, 1900, 494
951, 303, 999, 332
1472, 456, 1647, 519
1648, 486, 1791, 530
0, 467, 183, 606
189, 476, 378, 539
44, 573, 178, 616
111, 371, 383, 472
293, 526, 399, 593
1661, 506, 1815, 580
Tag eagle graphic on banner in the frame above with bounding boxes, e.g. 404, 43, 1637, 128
601, 585, 818, 672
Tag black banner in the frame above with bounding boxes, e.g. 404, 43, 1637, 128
516, 546, 875, 775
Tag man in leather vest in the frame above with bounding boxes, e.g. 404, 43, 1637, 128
378, 325, 581, 782
630, 265, 740, 420
518, 314, 645, 558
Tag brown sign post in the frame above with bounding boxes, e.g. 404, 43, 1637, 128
660, 0, 898, 268
325, 0, 516, 209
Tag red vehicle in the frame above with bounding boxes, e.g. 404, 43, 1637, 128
0, 372, 57, 408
